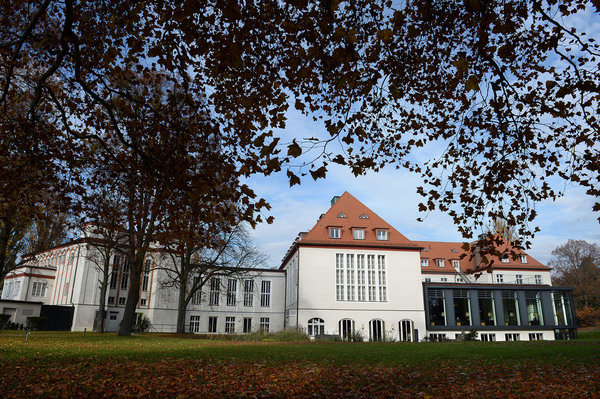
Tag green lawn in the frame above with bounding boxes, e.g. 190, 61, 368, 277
1, 330, 599, 397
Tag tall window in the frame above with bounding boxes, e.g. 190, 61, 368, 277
142, 259, 151, 291
369, 319, 385, 342
260, 280, 271, 307
226, 279, 237, 306
191, 275, 201, 305
453, 290, 471, 326
63, 281, 70, 297
478, 290, 496, 326
452, 260, 460, 270
367, 255, 376, 301
520, 255, 528, 263
353, 229, 365, 240
225, 316, 235, 333
243, 317, 252, 333
552, 292, 574, 325
346, 254, 355, 301
377, 230, 388, 240
336, 254, 345, 301
307, 318, 325, 336
357, 255, 366, 301
121, 259, 129, 290
31, 282, 47, 297
243, 279, 254, 307
502, 291, 520, 326
377, 255, 387, 301
339, 319, 355, 341
208, 316, 217, 333
110, 255, 120, 289
260, 317, 270, 333
209, 278, 220, 306
535, 275, 542, 285
189, 315, 200, 333
436, 259, 444, 268
496, 274, 504, 283
421, 259, 429, 267
329, 227, 341, 239
526, 292, 543, 325
428, 289, 446, 326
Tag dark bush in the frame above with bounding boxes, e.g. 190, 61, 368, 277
0, 314, 10, 329
26, 316, 47, 331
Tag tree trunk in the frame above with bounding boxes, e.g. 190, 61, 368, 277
176, 282, 188, 334
118, 261, 142, 336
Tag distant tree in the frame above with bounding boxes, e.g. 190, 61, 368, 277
80, 192, 126, 333
550, 240, 600, 309
159, 223, 267, 334
487, 218, 519, 245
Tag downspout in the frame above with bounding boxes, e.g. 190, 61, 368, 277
25, 265, 32, 299
70, 244, 82, 306
296, 249, 300, 329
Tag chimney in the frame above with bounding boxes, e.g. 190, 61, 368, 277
331, 195, 340, 206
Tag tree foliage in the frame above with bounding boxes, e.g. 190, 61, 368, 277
550, 239, 600, 308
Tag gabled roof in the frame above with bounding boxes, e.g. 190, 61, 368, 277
416, 239, 550, 274
299, 191, 418, 249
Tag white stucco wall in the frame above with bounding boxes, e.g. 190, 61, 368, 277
296, 245, 427, 341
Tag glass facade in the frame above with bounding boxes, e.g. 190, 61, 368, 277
552, 292, 574, 326
453, 290, 471, 326
502, 291, 520, 326
428, 289, 446, 326
526, 292, 544, 326
478, 290, 496, 326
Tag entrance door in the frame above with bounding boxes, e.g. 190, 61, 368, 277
369, 319, 385, 342
400, 319, 414, 342
106, 311, 120, 332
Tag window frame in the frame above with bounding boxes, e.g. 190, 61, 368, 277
329, 227, 341, 239
376, 230, 388, 241
353, 229, 365, 240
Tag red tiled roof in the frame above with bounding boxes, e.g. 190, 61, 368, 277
416, 239, 550, 274
299, 192, 420, 249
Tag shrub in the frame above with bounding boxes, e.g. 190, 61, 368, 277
26, 316, 47, 331
455, 330, 478, 341
0, 314, 10, 329
348, 331, 364, 342
577, 306, 600, 327
134, 315, 151, 333
270, 328, 309, 342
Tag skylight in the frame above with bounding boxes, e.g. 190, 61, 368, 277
359, 214, 369, 219
337, 213, 347, 218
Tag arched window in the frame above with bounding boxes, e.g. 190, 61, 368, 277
307, 318, 325, 336
338, 319, 355, 341
399, 319, 414, 342
369, 319, 385, 342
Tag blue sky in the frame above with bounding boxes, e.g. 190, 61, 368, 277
246, 110, 599, 269
244, 5, 600, 269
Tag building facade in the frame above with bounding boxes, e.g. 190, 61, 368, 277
2, 192, 577, 341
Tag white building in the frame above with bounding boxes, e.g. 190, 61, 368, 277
2, 192, 577, 341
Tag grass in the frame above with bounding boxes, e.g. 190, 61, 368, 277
1, 329, 599, 397
1, 329, 599, 365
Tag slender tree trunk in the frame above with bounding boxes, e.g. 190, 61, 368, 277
176, 282, 188, 334
118, 259, 142, 336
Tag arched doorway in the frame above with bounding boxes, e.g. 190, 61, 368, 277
399, 319, 414, 342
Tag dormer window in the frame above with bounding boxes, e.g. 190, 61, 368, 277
452, 260, 460, 270
421, 259, 429, 267
436, 259, 444, 268
501, 254, 510, 263
376, 230, 388, 241
359, 214, 369, 219
329, 228, 341, 239
337, 213, 347, 218
520, 255, 527, 263
353, 229, 365, 240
